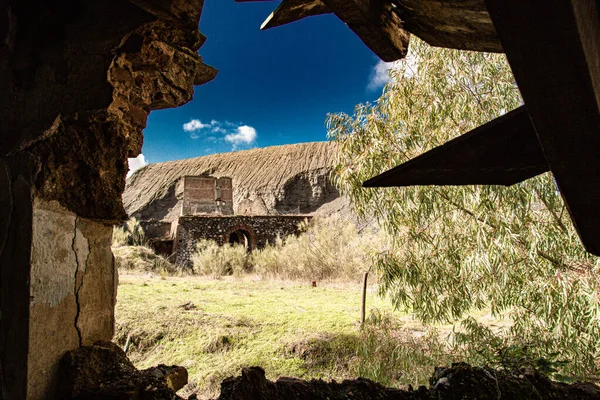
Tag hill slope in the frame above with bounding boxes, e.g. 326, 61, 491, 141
123, 142, 348, 222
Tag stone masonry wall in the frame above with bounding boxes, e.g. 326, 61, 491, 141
182, 176, 217, 215
182, 176, 234, 216
174, 215, 311, 266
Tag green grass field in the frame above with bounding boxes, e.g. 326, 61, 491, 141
115, 271, 510, 398
115, 272, 404, 398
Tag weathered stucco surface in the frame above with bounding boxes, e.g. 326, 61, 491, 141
28, 199, 117, 400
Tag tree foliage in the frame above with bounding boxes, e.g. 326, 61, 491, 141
327, 39, 600, 376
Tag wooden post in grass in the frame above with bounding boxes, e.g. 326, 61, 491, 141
360, 270, 369, 328
124, 333, 132, 354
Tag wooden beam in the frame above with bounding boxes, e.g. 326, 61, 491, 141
242, 0, 503, 58
363, 106, 548, 188
485, 0, 600, 255
321, 0, 410, 62
391, 0, 502, 53
260, 0, 331, 30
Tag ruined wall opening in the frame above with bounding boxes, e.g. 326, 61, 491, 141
228, 229, 250, 249
225, 225, 256, 252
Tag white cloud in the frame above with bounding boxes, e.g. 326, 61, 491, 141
367, 55, 419, 91
183, 119, 209, 132
183, 118, 258, 150
367, 60, 394, 91
127, 154, 147, 178
225, 125, 257, 149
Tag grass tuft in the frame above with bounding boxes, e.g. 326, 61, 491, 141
204, 335, 234, 353
113, 217, 146, 247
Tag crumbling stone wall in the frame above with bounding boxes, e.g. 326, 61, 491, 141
217, 177, 233, 209
182, 176, 234, 215
174, 215, 310, 266
139, 220, 174, 256
0, 0, 216, 397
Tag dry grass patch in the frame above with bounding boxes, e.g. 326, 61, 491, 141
113, 245, 177, 274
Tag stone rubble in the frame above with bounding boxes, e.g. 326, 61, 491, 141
58, 341, 188, 399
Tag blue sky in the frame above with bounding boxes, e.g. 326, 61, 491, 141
129, 0, 393, 173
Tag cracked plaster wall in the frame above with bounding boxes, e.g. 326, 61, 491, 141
28, 199, 116, 399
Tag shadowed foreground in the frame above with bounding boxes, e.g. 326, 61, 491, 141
58, 342, 600, 399
218, 365, 600, 400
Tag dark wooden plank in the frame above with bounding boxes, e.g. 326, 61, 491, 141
391, 0, 502, 53
321, 0, 410, 61
485, 0, 600, 254
363, 106, 548, 187
240, 0, 501, 56
260, 0, 331, 30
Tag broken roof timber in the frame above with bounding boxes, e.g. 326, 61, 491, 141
391, 0, 502, 53
320, 0, 409, 61
239, 0, 502, 60
363, 106, 549, 188
254, 0, 410, 61
366, 1, 600, 255
484, 0, 600, 255
261, 0, 331, 30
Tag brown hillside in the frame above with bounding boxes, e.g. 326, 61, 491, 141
123, 142, 348, 222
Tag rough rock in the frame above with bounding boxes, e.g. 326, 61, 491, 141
123, 142, 347, 221
58, 341, 187, 399
217, 365, 600, 400
2, 0, 217, 223
1, 0, 217, 396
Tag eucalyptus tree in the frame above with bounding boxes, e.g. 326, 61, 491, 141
327, 39, 600, 375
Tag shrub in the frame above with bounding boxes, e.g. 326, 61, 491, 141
191, 239, 248, 277
112, 226, 129, 247
113, 245, 177, 274
285, 333, 360, 374
251, 216, 384, 281
112, 217, 146, 247
283, 310, 454, 388
351, 310, 453, 387
328, 37, 600, 377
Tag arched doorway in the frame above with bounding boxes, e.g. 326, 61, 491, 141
225, 225, 257, 252
228, 229, 250, 248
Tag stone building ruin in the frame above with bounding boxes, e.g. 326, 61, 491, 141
1, 0, 597, 398
181, 176, 234, 216
141, 175, 311, 266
